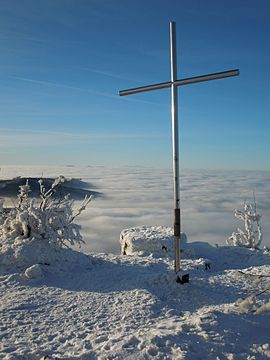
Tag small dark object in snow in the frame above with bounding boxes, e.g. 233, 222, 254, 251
176, 273, 189, 284
205, 262, 211, 271
122, 242, 128, 255
38, 262, 50, 266
162, 245, 168, 252
43, 355, 60, 360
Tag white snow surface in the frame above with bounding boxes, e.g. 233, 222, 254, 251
120, 226, 187, 256
1, 226, 270, 360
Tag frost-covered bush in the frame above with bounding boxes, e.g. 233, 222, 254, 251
227, 202, 262, 249
0, 176, 92, 250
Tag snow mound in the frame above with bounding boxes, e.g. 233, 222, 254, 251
24, 263, 44, 279
120, 226, 187, 256
256, 300, 270, 314
0, 236, 92, 276
120, 226, 270, 271
0, 176, 94, 278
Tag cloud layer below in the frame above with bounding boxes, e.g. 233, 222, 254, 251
1, 165, 269, 254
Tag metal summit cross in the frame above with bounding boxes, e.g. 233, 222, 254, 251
119, 21, 239, 282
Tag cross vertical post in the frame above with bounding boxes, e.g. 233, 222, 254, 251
119, 21, 239, 283
170, 21, 181, 274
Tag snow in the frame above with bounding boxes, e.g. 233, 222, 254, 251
1, 225, 270, 359
24, 263, 44, 279
256, 300, 270, 314
1, 166, 270, 359
227, 203, 262, 249
120, 226, 187, 256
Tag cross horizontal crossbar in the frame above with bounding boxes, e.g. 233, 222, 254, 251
119, 69, 239, 96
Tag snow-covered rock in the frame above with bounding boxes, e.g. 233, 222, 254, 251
120, 226, 270, 274
120, 226, 187, 256
24, 263, 44, 279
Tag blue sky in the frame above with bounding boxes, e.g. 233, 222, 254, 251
1, 0, 270, 169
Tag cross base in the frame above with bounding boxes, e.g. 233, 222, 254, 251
176, 272, 190, 284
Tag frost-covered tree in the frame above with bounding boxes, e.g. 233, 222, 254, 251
0, 176, 92, 249
227, 202, 262, 249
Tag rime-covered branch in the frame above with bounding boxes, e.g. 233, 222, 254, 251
227, 201, 262, 249
0, 177, 93, 249
39, 176, 66, 211
69, 195, 93, 224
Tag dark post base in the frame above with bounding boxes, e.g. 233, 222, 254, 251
176, 273, 189, 284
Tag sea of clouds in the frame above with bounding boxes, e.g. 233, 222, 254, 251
0, 165, 269, 254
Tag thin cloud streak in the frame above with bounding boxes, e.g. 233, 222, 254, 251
83, 67, 143, 84
0, 32, 51, 44
0, 128, 167, 147
0, 31, 86, 46
8, 76, 162, 106
9, 76, 119, 99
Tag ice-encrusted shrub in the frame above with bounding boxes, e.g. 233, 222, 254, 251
227, 202, 262, 249
0, 176, 92, 250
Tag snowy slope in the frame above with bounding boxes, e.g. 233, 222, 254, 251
1, 228, 270, 360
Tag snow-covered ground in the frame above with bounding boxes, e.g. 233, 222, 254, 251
1, 228, 270, 359
1, 165, 270, 359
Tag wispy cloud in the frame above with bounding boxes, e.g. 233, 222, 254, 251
0, 128, 166, 148
9, 75, 119, 99
8, 76, 162, 106
83, 67, 143, 84
0, 32, 51, 44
